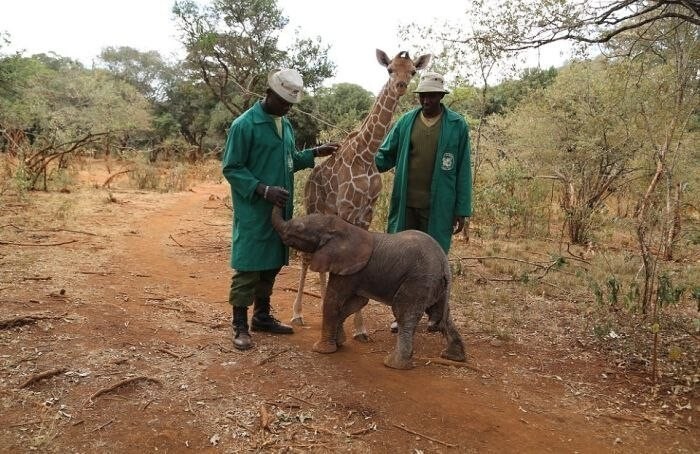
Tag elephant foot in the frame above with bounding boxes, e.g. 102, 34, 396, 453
353, 332, 370, 343
290, 316, 305, 326
383, 351, 413, 370
313, 339, 338, 354
441, 344, 466, 362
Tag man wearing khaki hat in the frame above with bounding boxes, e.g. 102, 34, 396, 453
375, 71, 472, 332
222, 68, 339, 350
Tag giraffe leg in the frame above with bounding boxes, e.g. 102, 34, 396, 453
291, 260, 308, 325
352, 307, 370, 342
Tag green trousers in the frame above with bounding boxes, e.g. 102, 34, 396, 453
228, 268, 281, 308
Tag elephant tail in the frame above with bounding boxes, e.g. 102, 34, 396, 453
427, 271, 451, 330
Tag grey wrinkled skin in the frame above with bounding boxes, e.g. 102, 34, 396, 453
271, 208, 466, 369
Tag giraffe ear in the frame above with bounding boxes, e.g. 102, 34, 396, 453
414, 54, 432, 71
309, 219, 373, 276
376, 49, 391, 67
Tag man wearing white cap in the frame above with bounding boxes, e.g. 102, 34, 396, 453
375, 71, 472, 333
222, 68, 339, 350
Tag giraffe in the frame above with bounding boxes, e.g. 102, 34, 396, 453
292, 49, 431, 340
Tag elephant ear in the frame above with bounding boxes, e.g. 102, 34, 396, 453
309, 219, 373, 275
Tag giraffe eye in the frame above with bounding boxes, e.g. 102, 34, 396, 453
411, 70, 416, 76
387, 67, 394, 74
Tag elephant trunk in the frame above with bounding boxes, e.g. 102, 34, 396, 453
271, 206, 288, 239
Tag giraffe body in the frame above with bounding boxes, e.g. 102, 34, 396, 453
293, 50, 431, 339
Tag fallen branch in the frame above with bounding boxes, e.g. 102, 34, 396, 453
18, 367, 68, 389
11, 227, 100, 237
102, 169, 133, 188
0, 313, 67, 330
9, 420, 43, 428
602, 413, 651, 423
168, 234, 184, 247
92, 419, 114, 432
350, 426, 376, 436
143, 303, 196, 314
302, 423, 339, 436
86, 376, 162, 405
157, 348, 182, 360
286, 393, 317, 407
415, 356, 490, 375
0, 239, 77, 247
392, 423, 457, 448
257, 348, 291, 366
185, 318, 226, 329
22, 276, 52, 281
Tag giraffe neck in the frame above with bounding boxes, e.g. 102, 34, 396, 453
355, 81, 401, 158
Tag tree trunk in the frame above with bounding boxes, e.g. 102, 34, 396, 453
662, 182, 682, 261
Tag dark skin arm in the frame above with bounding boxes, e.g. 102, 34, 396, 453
453, 216, 467, 235
257, 143, 340, 208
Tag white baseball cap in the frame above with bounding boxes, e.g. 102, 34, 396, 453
267, 68, 304, 103
414, 72, 450, 94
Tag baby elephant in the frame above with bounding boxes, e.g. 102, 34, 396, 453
271, 207, 466, 369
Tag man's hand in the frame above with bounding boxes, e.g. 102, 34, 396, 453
313, 142, 340, 157
452, 216, 466, 235
257, 183, 289, 208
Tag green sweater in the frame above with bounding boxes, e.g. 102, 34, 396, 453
407, 113, 442, 208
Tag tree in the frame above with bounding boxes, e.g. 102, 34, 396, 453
314, 83, 374, 135
505, 59, 644, 244
97, 46, 171, 102
2, 56, 153, 189
622, 19, 699, 313
286, 83, 374, 148
0, 55, 52, 154
463, 0, 699, 52
172, 0, 335, 118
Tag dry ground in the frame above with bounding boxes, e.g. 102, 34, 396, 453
0, 161, 697, 453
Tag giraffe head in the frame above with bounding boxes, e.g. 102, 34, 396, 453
376, 49, 432, 96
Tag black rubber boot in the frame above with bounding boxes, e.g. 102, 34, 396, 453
251, 298, 294, 334
232, 306, 252, 350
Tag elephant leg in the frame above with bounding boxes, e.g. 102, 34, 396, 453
440, 315, 466, 362
313, 283, 358, 354
340, 296, 369, 345
425, 303, 440, 332
384, 310, 421, 370
318, 271, 327, 299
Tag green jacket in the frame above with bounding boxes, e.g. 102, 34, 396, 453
375, 105, 472, 253
222, 101, 315, 271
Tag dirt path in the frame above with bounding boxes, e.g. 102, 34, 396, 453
1, 182, 697, 452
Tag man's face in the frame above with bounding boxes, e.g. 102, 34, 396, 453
266, 90, 293, 116
418, 92, 445, 116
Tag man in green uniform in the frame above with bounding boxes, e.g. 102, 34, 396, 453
375, 71, 472, 332
222, 68, 338, 350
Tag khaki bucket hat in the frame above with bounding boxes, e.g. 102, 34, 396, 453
267, 68, 304, 103
414, 72, 450, 94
